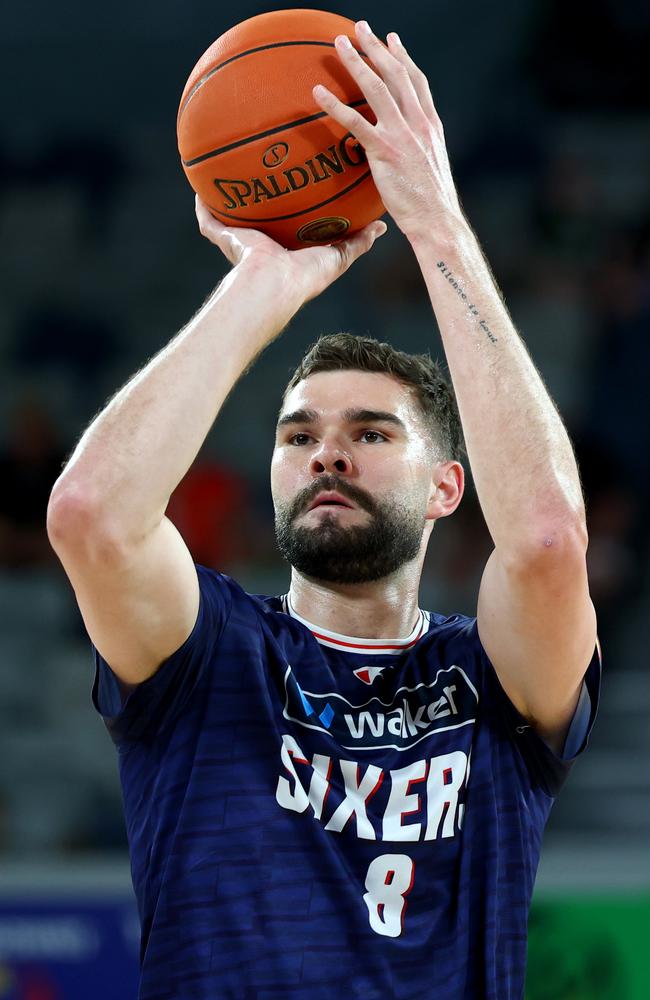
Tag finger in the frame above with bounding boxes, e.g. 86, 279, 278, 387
331, 218, 388, 270
386, 32, 439, 125
354, 21, 423, 123
312, 84, 377, 149
349, 219, 388, 245
195, 195, 241, 263
195, 194, 228, 238
330, 32, 403, 129
298, 219, 387, 302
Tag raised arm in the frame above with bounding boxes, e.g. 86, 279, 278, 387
314, 21, 597, 751
47, 204, 386, 686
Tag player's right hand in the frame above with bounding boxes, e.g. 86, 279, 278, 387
195, 195, 387, 304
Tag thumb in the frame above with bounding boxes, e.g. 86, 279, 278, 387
299, 219, 388, 302
341, 219, 388, 254
325, 218, 388, 274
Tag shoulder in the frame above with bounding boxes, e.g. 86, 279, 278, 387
196, 564, 279, 610
196, 565, 291, 635
421, 608, 482, 651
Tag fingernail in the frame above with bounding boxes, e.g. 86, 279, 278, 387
357, 20, 371, 34
389, 32, 402, 46
336, 34, 352, 48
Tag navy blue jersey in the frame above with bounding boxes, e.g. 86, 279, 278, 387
92, 565, 600, 1000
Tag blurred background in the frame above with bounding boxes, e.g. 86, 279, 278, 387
0, 0, 649, 996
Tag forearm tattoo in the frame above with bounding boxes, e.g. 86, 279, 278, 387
437, 261, 497, 344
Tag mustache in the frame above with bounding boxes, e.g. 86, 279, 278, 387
290, 475, 376, 519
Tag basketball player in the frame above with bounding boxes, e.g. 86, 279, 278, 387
47, 21, 600, 1000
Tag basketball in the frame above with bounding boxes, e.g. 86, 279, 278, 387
177, 9, 385, 250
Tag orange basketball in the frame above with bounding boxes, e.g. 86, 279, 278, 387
177, 9, 385, 250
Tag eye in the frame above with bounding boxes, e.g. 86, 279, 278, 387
359, 430, 387, 443
288, 432, 312, 446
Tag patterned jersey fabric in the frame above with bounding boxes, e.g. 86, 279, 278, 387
92, 565, 601, 999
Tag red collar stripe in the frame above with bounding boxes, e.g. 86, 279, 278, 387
308, 628, 425, 651
282, 595, 428, 653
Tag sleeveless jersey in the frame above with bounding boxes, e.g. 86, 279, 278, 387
92, 565, 601, 1000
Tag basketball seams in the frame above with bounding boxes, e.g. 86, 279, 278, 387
182, 99, 369, 167
178, 40, 364, 123
204, 168, 373, 224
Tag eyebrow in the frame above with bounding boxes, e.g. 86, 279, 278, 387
276, 407, 407, 431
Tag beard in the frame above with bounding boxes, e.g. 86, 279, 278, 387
274, 474, 425, 584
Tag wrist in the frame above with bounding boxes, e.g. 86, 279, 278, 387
189, 253, 302, 363
405, 209, 474, 260
233, 250, 307, 315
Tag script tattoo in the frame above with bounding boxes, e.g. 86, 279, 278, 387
436, 261, 498, 344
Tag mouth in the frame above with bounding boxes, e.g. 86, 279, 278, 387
306, 491, 356, 513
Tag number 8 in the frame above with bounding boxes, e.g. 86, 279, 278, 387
363, 854, 415, 938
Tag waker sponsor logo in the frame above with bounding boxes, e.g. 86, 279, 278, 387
213, 132, 366, 212
282, 664, 479, 752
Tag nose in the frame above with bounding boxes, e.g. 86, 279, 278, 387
309, 439, 353, 477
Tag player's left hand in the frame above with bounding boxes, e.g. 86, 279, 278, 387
313, 21, 464, 245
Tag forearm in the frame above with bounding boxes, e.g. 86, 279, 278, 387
50, 258, 301, 543
411, 220, 586, 554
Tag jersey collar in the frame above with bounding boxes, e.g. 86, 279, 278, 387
281, 593, 429, 654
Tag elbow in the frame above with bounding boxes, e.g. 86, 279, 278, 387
539, 516, 589, 557
47, 480, 120, 563
47, 480, 92, 547
526, 470, 589, 558
501, 516, 589, 575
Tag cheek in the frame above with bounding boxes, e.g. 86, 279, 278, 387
371, 447, 427, 489
269, 451, 284, 502
379, 455, 432, 510
270, 449, 303, 504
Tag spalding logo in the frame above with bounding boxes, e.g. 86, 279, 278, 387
262, 142, 290, 169
213, 132, 367, 212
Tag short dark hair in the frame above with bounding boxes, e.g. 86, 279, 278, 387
283, 332, 465, 461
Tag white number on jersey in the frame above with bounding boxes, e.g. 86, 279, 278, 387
363, 854, 415, 938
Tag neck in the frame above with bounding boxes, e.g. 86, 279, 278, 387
288, 562, 423, 640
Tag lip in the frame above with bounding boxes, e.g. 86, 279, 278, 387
307, 491, 356, 512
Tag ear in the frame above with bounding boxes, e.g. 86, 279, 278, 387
425, 460, 464, 522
